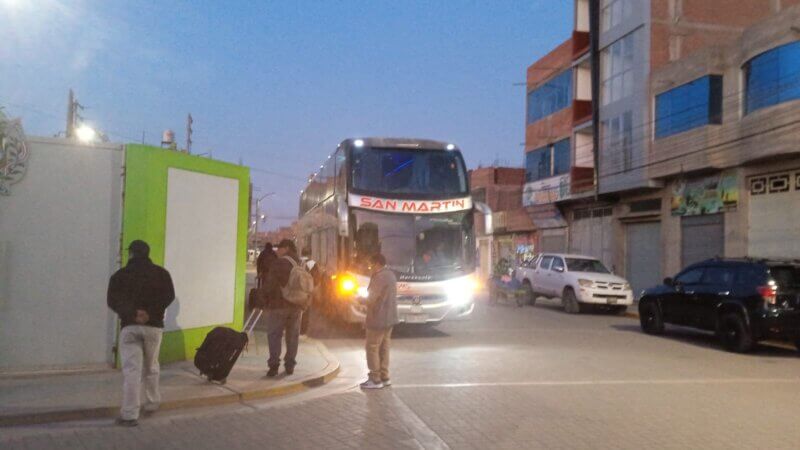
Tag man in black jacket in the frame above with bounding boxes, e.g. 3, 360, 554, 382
107, 240, 175, 426
261, 239, 303, 377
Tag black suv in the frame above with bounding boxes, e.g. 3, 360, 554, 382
638, 258, 800, 353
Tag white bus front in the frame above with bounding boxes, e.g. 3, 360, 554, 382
333, 141, 478, 324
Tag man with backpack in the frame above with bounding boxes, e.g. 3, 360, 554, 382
107, 240, 175, 426
261, 239, 313, 377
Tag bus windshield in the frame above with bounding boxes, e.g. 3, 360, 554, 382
351, 147, 468, 196
352, 209, 475, 279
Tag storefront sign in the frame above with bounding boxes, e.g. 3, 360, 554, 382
349, 194, 473, 214
522, 173, 571, 207
0, 111, 29, 196
671, 171, 738, 216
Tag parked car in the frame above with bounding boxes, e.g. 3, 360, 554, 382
638, 258, 800, 353
514, 253, 634, 314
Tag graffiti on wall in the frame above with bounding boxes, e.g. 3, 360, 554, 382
0, 110, 29, 196
671, 171, 738, 216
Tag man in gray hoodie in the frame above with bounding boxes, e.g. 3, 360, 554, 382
360, 253, 399, 390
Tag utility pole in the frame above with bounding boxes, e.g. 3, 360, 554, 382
186, 113, 193, 154
590, 0, 601, 199
66, 89, 76, 138
65, 89, 84, 139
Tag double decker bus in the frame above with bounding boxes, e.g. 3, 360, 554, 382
298, 137, 478, 325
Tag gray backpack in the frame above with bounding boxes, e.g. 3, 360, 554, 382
280, 256, 314, 309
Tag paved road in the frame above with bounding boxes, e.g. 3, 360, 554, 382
4, 296, 800, 449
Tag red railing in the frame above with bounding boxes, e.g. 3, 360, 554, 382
570, 166, 595, 194
572, 31, 590, 59
572, 99, 592, 125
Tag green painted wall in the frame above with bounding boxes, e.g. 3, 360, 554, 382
121, 144, 250, 364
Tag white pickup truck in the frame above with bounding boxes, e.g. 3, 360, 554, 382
514, 253, 633, 314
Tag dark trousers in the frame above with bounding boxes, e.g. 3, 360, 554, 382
266, 308, 302, 370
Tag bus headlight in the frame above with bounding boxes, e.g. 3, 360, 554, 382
338, 276, 358, 296
445, 276, 478, 306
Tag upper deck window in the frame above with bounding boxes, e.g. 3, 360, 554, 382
351, 147, 468, 196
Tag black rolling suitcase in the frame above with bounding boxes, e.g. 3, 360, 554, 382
194, 309, 262, 383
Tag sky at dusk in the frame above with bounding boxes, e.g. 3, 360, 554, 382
1, 0, 572, 230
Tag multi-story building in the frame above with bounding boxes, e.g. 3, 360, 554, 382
649, 4, 800, 277
472, 167, 536, 279
524, 0, 800, 293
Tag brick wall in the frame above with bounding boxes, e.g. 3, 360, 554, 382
525, 108, 574, 151
650, 0, 800, 69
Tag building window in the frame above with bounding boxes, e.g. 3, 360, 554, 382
525, 138, 571, 182
527, 70, 573, 124
655, 75, 723, 138
744, 41, 800, 115
601, 32, 634, 105
553, 139, 571, 176
601, 0, 632, 32
603, 111, 633, 171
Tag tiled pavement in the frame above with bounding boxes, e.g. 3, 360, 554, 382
4, 297, 800, 449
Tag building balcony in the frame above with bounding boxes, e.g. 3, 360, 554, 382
570, 166, 595, 195
572, 30, 590, 59
572, 99, 592, 125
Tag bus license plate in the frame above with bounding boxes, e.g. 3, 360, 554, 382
607, 298, 618, 305
405, 314, 427, 324
410, 305, 424, 314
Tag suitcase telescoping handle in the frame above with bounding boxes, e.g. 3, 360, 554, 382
243, 308, 263, 335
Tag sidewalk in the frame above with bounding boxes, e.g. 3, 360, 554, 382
0, 333, 339, 427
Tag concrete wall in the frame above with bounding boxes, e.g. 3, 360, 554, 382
0, 137, 123, 371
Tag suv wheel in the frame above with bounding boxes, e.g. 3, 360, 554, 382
718, 313, 754, 353
639, 300, 664, 335
563, 288, 581, 314
523, 282, 536, 307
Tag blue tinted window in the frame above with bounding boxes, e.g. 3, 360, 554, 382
525, 138, 571, 182
525, 147, 550, 182
527, 70, 573, 124
745, 41, 800, 114
655, 75, 722, 138
553, 139, 571, 176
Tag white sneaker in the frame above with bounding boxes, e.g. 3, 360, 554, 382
360, 379, 384, 389
381, 379, 392, 387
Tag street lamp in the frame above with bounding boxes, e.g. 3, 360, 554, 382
75, 124, 98, 143
252, 192, 275, 249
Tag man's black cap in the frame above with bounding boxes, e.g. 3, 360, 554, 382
277, 239, 296, 252
128, 240, 150, 257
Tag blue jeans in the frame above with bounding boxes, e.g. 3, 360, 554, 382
266, 308, 302, 370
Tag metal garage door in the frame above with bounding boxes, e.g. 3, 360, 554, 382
626, 222, 662, 295
681, 214, 724, 268
748, 173, 800, 258
540, 233, 566, 253
569, 207, 614, 269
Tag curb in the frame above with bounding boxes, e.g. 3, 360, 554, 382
621, 308, 796, 351
0, 338, 340, 427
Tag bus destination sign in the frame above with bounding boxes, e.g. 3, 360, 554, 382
350, 194, 473, 214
